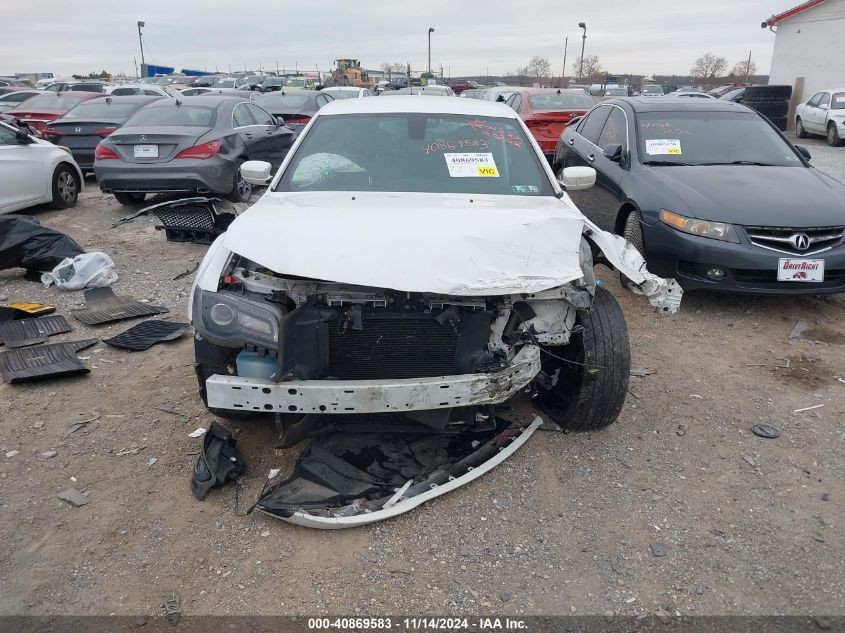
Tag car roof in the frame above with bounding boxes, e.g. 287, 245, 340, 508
79, 95, 163, 105
318, 94, 517, 117
144, 95, 246, 107
604, 97, 749, 112
511, 88, 590, 96
819, 87, 845, 93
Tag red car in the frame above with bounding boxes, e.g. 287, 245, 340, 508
448, 79, 478, 94
504, 88, 595, 157
5, 91, 103, 134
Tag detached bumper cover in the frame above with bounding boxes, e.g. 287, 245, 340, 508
206, 345, 541, 414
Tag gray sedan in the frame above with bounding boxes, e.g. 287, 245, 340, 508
94, 96, 294, 204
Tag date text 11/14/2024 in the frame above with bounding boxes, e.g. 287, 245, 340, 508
307, 617, 528, 630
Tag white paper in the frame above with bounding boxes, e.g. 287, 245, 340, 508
645, 139, 682, 155
188, 427, 207, 438
268, 468, 281, 479
443, 152, 499, 177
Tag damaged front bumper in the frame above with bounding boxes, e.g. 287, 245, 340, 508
206, 345, 541, 414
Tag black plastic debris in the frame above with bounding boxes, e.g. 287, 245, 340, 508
0, 302, 56, 322
191, 422, 246, 500
752, 424, 781, 439
0, 314, 71, 348
71, 287, 168, 326
147, 198, 235, 245
0, 216, 85, 275
104, 320, 189, 351
0, 339, 98, 383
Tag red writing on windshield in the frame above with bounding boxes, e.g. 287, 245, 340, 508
466, 119, 524, 148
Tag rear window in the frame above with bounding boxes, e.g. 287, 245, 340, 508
256, 93, 313, 113
528, 93, 594, 110
13, 94, 84, 110
276, 113, 554, 196
63, 102, 140, 119
323, 90, 359, 100
125, 105, 213, 127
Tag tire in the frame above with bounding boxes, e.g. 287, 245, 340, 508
113, 191, 146, 206
768, 116, 788, 131
194, 337, 265, 420
224, 159, 252, 203
745, 100, 788, 118
796, 118, 809, 138
743, 85, 792, 102
535, 286, 631, 431
827, 123, 842, 147
50, 164, 79, 209
619, 210, 645, 290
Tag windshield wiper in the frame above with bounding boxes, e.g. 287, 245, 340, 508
698, 160, 776, 166
642, 160, 693, 166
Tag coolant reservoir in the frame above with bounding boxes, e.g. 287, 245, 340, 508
236, 350, 276, 379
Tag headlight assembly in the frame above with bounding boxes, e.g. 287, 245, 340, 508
660, 210, 740, 243
192, 288, 282, 349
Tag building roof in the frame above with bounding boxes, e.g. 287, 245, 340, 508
762, 0, 830, 27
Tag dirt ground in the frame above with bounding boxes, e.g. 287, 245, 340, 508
1, 142, 843, 618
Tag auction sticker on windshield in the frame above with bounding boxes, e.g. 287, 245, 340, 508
778, 258, 824, 282
645, 139, 682, 155
444, 152, 499, 177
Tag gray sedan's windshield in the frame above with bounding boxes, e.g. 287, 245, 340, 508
637, 111, 802, 167
276, 113, 554, 196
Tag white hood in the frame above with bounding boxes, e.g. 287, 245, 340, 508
222, 191, 587, 296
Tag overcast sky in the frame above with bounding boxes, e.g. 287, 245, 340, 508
2, 0, 785, 78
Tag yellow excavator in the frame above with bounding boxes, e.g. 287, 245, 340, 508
330, 59, 373, 87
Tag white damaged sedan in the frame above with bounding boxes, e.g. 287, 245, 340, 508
189, 96, 681, 527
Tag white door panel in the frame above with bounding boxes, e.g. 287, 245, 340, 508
0, 131, 51, 212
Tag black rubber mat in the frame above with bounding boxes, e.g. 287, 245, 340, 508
71, 287, 168, 326
0, 314, 71, 348
104, 320, 190, 351
0, 339, 98, 384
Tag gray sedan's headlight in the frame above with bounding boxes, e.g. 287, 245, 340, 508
660, 209, 740, 243
192, 288, 281, 348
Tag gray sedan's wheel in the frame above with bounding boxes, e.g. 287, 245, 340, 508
619, 210, 645, 290
225, 159, 253, 203
827, 123, 842, 147
535, 286, 631, 431
796, 118, 809, 138
50, 164, 79, 209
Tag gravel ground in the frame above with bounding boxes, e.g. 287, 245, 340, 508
0, 156, 843, 618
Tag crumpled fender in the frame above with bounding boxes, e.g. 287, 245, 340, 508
583, 219, 683, 314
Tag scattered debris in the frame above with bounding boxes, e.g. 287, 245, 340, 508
751, 424, 780, 439
188, 427, 207, 438
742, 454, 759, 467
114, 445, 146, 457
58, 487, 89, 507
71, 287, 168, 326
789, 320, 808, 340
627, 388, 641, 400
5, 450, 19, 458
267, 468, 281, 479
689, 394, 703, 399
147, 197, 236, 245
103, 320, 190, 351
794, 404, 824, 414
0, 314, 71, 348
0, 302, 55, 321
161, 592, 181, 625
625, 597, 637, 604
837, 377, 845, 385
676, 424, 686, 436
147, 457, 158, 467
655, 608, 672, 624
0, 216, 85, 276
191, 422, 246, 501
630, 368, 657, 377
499, 592, 511, 602
41, 252, 118, 291
773, 358, 790, 369
650, 543, 668, 557
64, 413, 102, 436
172, 263, 200, 281
41, 451, 57, 459
0, 339, 98, 384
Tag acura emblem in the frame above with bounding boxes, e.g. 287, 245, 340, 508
790, 233, 811, 251
140, 135, 147, 142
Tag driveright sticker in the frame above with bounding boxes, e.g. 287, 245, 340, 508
444, 152, 499, 177
645, 139, 682, 155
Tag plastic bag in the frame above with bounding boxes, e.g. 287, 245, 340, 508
41, 252, 118, 291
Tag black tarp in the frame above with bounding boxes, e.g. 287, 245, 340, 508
0, 216, 85, 274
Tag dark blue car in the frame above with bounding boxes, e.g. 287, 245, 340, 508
553, 97, 845, 294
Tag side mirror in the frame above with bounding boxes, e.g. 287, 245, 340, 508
15, 129, 33, 144
241, 160, 273, 185
795, 145, 811, 161
603, 143, 623, 162
559, 166, 597, 191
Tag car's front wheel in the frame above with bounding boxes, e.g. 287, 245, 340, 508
796, 118, 809, 138
50, 164, 79, 209
113, 191, 146, 206
828, 123, 842, 147
535, 286, 631, 431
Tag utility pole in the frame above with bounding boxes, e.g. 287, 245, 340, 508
428, 27, 435, 74
561, 35, 568, 88
745, 50, 752, 82
578, 22, 587, 80
137, 21, 146, 75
